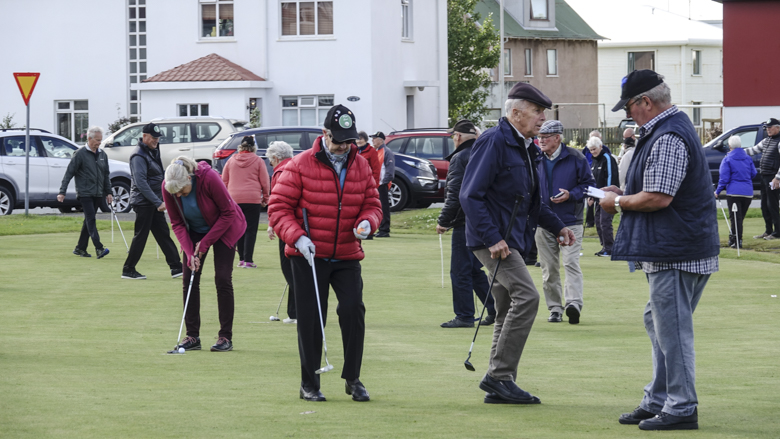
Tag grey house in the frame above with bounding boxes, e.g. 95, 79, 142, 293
477, 0, 603, 129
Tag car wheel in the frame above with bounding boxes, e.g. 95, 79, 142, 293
100, 181, 132, 213
389, 180, 409, 212
0, 186, 14, 215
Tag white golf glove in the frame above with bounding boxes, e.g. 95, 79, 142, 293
295, 235, 316, 266
353, 220, 371, 240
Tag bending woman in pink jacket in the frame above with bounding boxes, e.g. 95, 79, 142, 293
222, 136, 270, 268
163, 156, 246, 352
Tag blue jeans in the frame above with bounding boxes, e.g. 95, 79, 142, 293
451, 226, 495, 321
640, 269, 709, 417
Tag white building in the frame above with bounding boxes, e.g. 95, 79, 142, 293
569, 3, 723, 127
1, 0, 448, 144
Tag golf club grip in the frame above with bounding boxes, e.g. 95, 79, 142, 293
302, 208, 310, 236
503, 194, 524, 242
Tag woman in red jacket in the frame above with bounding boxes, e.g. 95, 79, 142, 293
163, 156, 246, 352
222, 136, 270, 268
268, 104, 382, 402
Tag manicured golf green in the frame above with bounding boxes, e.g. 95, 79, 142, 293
0, 212, 777, 438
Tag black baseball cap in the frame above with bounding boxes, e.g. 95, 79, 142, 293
507, 83, 552, 109
323, 104, 359, 143
369, 131, 385, 140
763, 118, 780, 127
142, 122, 162, 138
448, 119, 477, 134
612, 69, 665, 112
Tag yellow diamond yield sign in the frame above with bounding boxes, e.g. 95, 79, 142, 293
14, 72, 40, 106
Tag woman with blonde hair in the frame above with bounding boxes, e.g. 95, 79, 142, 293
221, 135, 270, 268
163, 156, 246, 352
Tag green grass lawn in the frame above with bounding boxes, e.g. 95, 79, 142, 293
0, 211, 778, 438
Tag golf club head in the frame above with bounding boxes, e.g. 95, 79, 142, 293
464, 360, 475, 371
315, 364, 334, 375
270, 316, 280, 321
166, 347, 185, 355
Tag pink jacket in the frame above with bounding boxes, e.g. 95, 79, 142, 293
163, 161, 246, 265
221, 151, 271, 204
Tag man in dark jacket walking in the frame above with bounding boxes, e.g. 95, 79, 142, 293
460, 83, 576, 405
535, 120, 595, 324
121, 123, 183, 280
743, 118, 780, 240
601, 69, 718, 431
588, 136, 620, 256
436, 119, 496, 328
57, 126, 112, 259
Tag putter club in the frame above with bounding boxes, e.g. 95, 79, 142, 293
269, 284, 289, 321
439, 233, 445, 288
464, 194, 524, 372
109, 202, 129, 252
166, 257, 198, 355
303, 208, 334, 375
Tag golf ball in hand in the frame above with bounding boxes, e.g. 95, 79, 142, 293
178, 347, 185, 354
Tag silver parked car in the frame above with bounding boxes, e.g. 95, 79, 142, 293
100, 116, 247, 167
0, 129, 133, 215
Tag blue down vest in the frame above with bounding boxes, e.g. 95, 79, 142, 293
612, 111, 719, 262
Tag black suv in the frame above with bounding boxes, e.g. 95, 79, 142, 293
212, 126, 323, 175
703, 124, 765, 191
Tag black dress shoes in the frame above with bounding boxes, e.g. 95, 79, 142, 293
565, 305, 580, 325
345, 379, 370, 401
299, 386, 326, 402
619, 406, 656, 424
479, 374, 541, 404
638, 409, 698, 430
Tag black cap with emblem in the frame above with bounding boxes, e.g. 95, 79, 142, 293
612, 69, 665, 112
142, 122, 162, 138
323, 104, 359, 143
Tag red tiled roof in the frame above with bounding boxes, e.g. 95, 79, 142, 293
143, 53, 265, 82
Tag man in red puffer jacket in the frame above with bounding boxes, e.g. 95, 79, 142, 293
268, 104, 382, 403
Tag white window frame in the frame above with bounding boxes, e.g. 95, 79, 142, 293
55, 100, 89, 145
692, 50, 702, 76
546, 49, 557, 76
280, 1, 335, 40
692, 102, 702, 126
178, 104, 210, 117
530, 0, 549, 20
628, 51, 655, 74
402, 0, 413, 41
281, 95, 334, 126
199, 0, 235, 40
503, 48, 512, 76
524, 48, 533, 76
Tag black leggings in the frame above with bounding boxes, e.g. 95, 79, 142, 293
237, 203, 261, 263
727, 196, 751, 240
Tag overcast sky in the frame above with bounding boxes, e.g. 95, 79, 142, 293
564, 0, 723, 33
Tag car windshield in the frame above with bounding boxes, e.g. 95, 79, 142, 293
113, 125, 144, 146
40, 136, 78, 158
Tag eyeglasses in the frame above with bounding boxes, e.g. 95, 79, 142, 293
538, 134, 558, 141
624, 96, 644, 112
328, 134, 346, 145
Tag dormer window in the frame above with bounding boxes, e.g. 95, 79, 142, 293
530, 0, 548, 20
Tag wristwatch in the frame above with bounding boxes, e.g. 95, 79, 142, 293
614, 196, 622, 214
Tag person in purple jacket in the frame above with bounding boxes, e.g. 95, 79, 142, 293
714, 135, 757, 248
162, 156, 246, 353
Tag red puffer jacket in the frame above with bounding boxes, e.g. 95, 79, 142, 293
268, 136, 382, 261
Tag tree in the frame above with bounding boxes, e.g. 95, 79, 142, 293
448, 0, 500, 127
1, 113, 16, 129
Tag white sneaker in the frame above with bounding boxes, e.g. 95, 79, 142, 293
282, 318, 297, 324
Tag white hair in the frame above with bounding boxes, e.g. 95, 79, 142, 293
87, 126, 103, 140
267, 141, 294, 163
589, 130, 602, 140
586, 136, 603, 149
164, 156, 197, 194
504, 98, 531, 115
728, 135, 742, 149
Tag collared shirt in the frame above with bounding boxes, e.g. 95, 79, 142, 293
544, 142, 562, 160
636, 105, 718, 275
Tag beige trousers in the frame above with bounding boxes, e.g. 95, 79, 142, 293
473, 248, 539, 381
535, 225, 584, 313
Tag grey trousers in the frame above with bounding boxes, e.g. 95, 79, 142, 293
473, 248, 539, 382
535, 225, 584, 313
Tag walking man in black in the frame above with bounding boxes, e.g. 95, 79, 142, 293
121, 123, 183, 279
744, 118, 780, 240
57, 126, 112, 259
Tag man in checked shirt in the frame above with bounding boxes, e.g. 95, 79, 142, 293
599, 70, 719, 431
